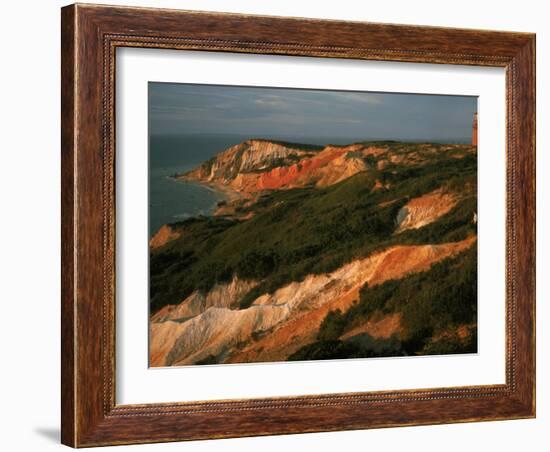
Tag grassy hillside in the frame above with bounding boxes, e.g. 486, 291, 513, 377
150, 142, 477, 314
289, 245, 477, 361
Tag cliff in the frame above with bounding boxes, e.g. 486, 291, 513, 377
150, 236, 475, 366
151, 139, 478, 365
395, 189, 458, 233
181, 139, 316, 185
151, 276, 258, 323
180, 139, 476, 197
149, 224, 181, 249
179, 139, 370, 194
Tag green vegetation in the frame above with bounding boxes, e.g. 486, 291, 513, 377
290, 245, 477, 360
150, 142, 477, 319
288, 335, 404, 361
421, 327, 477, 355
317, 309, 347, 341
288, 340, 368, 361
195, 355, 218, 365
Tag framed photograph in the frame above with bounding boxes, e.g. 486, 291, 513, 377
61, 3, 535, 447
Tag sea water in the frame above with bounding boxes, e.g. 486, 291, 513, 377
149, 134, 248, 237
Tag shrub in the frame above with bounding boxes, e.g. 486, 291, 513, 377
318, 310, 346, 341
149, 143, 477, 316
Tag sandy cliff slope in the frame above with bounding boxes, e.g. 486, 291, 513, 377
396, 189, 458, 232
151, 276, 258, 323
150, 140, 478, 366
149, 224, 181, 249
150, 236, 476, 366
180, 140, 370, 194
181, 140, 476, 198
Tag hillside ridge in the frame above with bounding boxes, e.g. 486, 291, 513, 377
150, 138, 478, 365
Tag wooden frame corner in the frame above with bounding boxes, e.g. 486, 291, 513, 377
61, 3, 535, 447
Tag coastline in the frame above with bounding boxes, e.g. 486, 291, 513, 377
150, 174, 236, 237
172, 174, 245, 211
200, 180, 244, 204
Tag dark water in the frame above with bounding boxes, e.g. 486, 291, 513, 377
149, 134, 248, 236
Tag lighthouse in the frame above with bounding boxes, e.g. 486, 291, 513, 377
472, 112, 478, 146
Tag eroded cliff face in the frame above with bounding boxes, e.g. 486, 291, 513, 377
395, 189, 458, 233
180, 140, 370, 194
149, 224, 181, 250
180, 139, 476, 198
150, 236, 476, 366
181, 140, 314, 186
228, 235, 476, 363
150, 304, 291, 366
151, 276, 258, 323
258, 148, 368, 190
151, 139, 478, 366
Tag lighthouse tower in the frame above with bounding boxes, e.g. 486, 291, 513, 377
472, 112, 478, 146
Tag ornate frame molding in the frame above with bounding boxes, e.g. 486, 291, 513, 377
61, 4, 535, 447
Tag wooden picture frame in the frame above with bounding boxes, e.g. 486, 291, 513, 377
61, 3, 535, 447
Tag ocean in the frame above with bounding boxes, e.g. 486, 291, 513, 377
149, 134, 248, 237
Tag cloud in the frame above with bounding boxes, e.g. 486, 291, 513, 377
149, 82, 476, 140
254, 95, 288, 108
326, 92, 383, 105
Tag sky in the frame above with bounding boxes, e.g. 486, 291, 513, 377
149, 82, 477, 143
